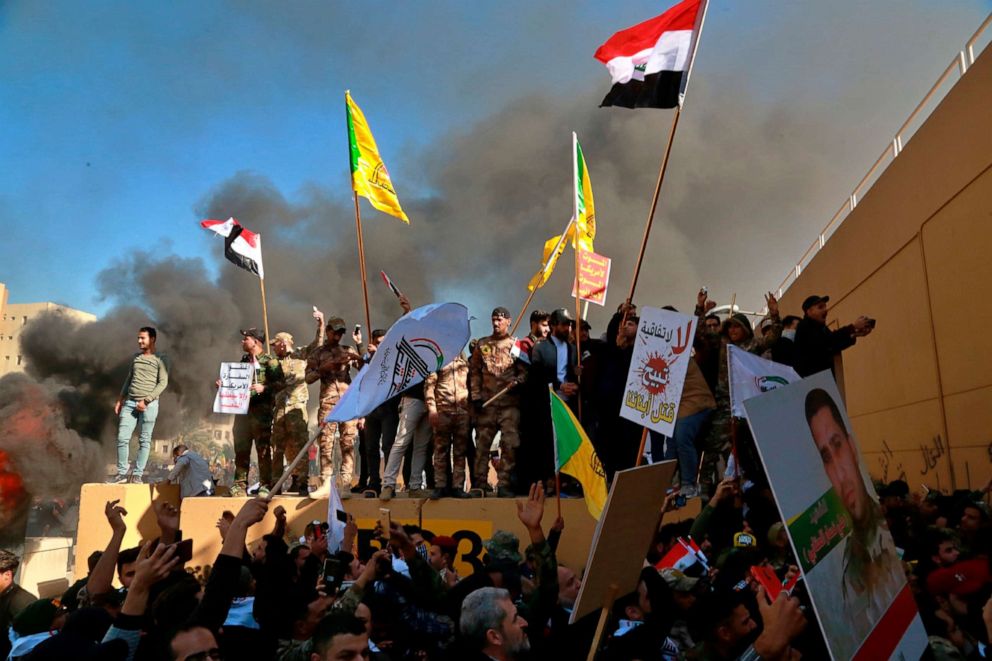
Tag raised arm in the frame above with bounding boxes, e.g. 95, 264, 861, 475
87, 500, 128, 597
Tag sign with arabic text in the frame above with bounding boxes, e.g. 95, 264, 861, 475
618, 307, 696, 436
571, 249, 611, 306
744, 372, 926, 661
213, 362, 252, 414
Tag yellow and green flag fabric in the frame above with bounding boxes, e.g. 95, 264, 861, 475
346, 91, 409, 223
527, 225, 573, 292
573, 133, 595, 252
550, 388, 607, 519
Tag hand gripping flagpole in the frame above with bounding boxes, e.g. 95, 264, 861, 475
625, 0, 710, 308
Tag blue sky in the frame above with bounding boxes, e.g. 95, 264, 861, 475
1, 1, 990, 321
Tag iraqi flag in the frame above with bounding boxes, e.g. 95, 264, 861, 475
200, 218, 265, 279
594, 0, 707, 109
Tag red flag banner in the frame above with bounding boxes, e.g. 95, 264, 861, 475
571, 250, 611, 306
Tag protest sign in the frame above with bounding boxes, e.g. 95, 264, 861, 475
212, 362, 252, 414
727, 344, 799, 417
618, 307, 696, 436
570, 460, 676, 624
571, 249, 611, 306
743, 371, 927, 661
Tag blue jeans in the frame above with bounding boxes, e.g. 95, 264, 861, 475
650, 407, 712, 486
116, 399, 159, 477
382, 397, 431, 489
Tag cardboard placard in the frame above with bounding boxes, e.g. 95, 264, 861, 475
619, 307, 696, 436
570, 460, 676, 624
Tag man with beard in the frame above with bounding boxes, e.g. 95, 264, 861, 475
459, 587, 531, 661
524, 308, 578, 490
470, 307, 527, 497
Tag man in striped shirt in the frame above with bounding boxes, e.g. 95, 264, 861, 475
110, 326, 169, 484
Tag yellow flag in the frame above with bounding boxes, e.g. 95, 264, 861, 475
346, 91, 409, 223
527, 225, 573, 291
573, 133, 595, 252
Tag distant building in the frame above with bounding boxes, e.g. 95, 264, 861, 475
0, 282, 97, 378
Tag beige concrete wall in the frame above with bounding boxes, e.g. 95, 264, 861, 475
0, 287, 97, 377
779, 46, 992, 491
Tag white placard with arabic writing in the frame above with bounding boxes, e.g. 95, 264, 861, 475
213, 362, 252, 415
619, 307, 696, 436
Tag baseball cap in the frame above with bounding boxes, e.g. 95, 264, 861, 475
485, 530, 522, 565
550, 308, 573, 325
270, 331, 294, 347
659, 568, 699, 592
491, 307, 511, 319
579, 319, 592, 331
240, 328, 265, 342
325, 317, 347, 332
801, 295, 829, 312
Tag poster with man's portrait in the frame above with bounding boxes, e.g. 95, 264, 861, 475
743, 371, 926, 660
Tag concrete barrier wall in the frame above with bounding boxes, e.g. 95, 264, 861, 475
779, 45, 992, 491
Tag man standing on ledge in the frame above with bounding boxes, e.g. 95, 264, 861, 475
306, 316, 363, 498
228, 327, 283, 496
470, 307, 527, 497
110, 326, 168, 484
794, 294, 874, 377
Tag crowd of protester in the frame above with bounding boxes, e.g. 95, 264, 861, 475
10, 286, 985, 658
113, 287, 877, 505
3, 472, 991, 659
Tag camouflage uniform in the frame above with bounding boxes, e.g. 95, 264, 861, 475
470, 335, 527, 489
306, 341, 361, 488
425, 355, 470, 489
271, 331, 321, 485
233, 351, 283, 488
695, 308, 781, 492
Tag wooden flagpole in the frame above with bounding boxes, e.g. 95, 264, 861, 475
626, 105, 682, 305
586, 583, 619, 661
624, 0, 710, 307
572, 133, 584, 423
258, 278, 271, 350
510, 217, 575, 337
509, 287, 538, 338
353, 192, 373, 336
635, 427, 649, 467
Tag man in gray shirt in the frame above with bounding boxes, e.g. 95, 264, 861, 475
164, 444, 214, 498
110, 326, 169, 483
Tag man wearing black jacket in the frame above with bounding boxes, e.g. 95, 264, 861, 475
794, 294, 874, 377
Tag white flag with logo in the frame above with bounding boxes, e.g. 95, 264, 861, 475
325, 302, 470, 422
728, 344, 800, 417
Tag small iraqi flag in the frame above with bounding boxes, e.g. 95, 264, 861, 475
594, 0, 707, 109
200, 218, 265, 279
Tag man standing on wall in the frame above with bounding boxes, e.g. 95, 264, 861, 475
110, 326, 169, 484
794, 295, 874, 377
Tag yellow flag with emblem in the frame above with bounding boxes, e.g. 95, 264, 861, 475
573, 133, 595, 252
346, 91, 409, 223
